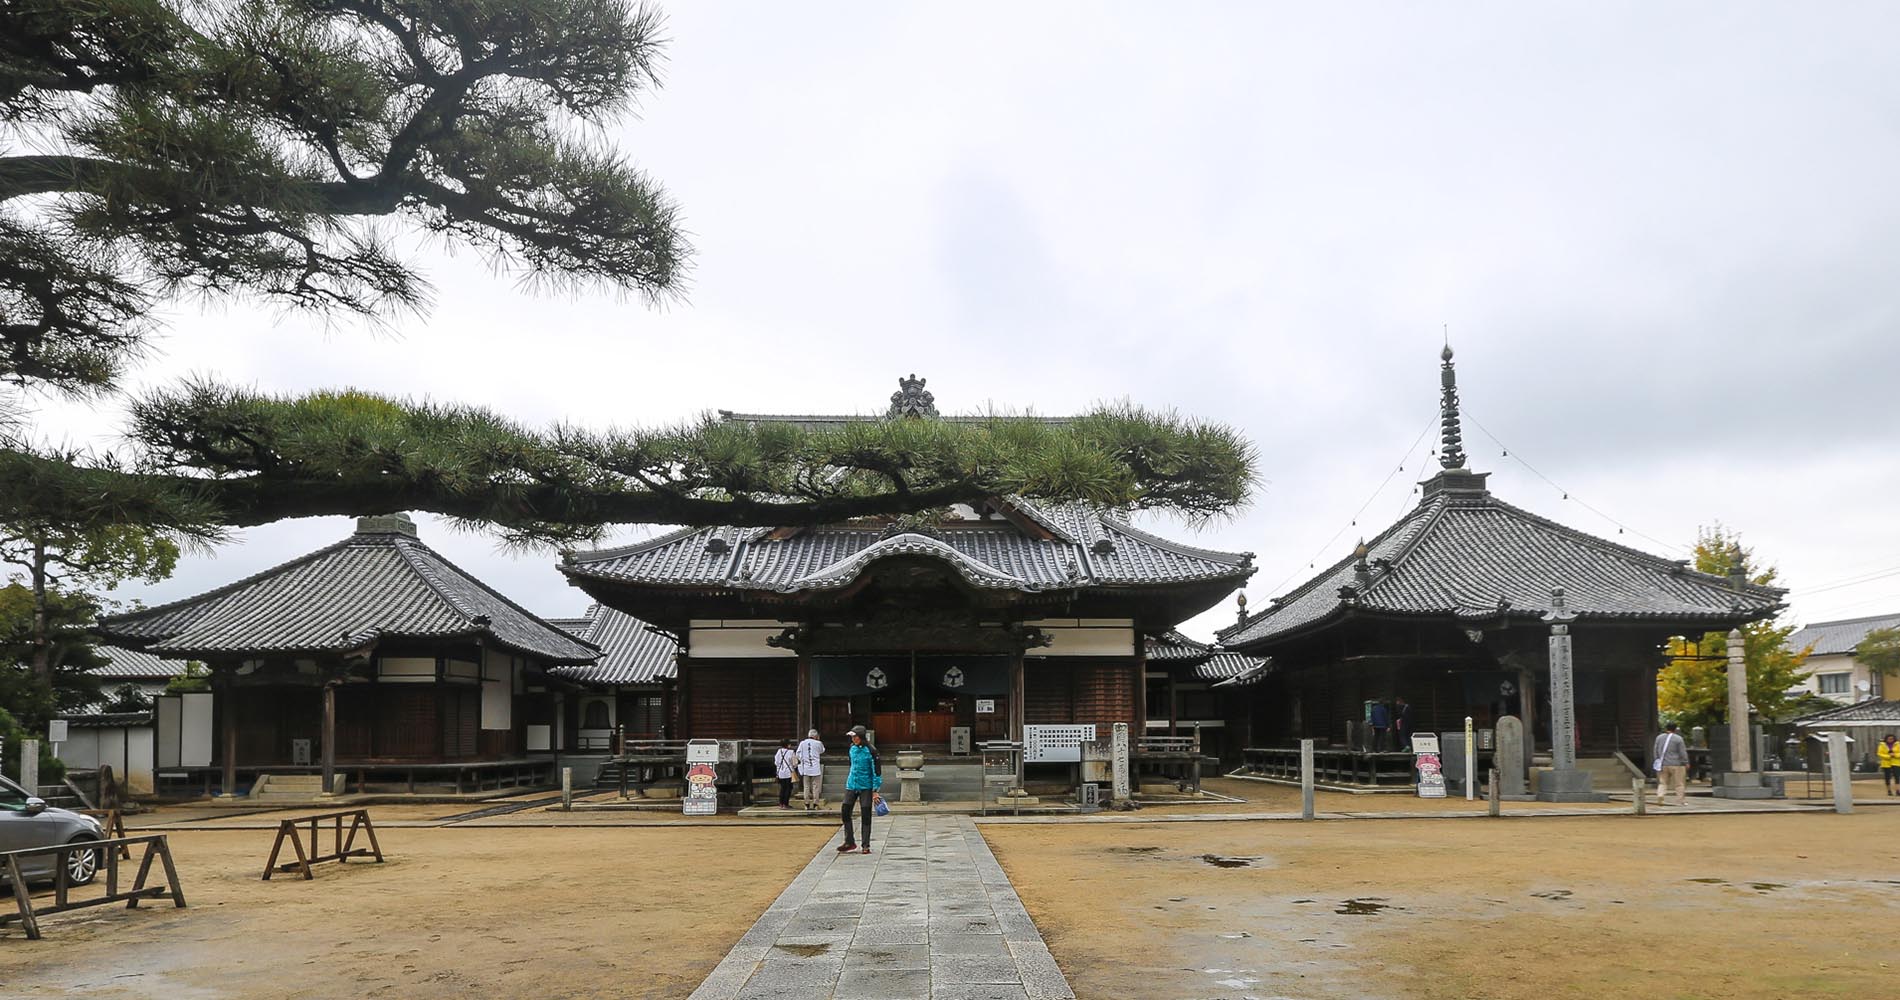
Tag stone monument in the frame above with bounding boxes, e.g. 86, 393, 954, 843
1711, 628, 1775, 799
1495, 715, 1531, 799
1534, 588, 1607, 802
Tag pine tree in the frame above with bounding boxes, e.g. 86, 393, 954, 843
1, 3, 1254, 543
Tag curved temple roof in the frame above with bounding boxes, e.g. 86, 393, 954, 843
545, 604, 679, 686
561, 503, 1254, 598
1220, 487, 1785, 650
100, 515, 599, 664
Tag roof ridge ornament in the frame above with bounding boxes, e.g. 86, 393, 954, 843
1438, 343, 1467, 471
887, 373, 939, 419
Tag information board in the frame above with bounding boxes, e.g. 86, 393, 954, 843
683, 739, 720, 816
1024, 724, 1096, 763
1411, 733, 1446, 799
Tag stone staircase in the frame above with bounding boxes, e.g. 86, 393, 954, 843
1576, 755, 1646, 791
248, 774, 331, 803
35, 783, 85, 811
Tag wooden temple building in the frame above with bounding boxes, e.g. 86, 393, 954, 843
96, 514, 601, 795
558, 376, 1262, 754
1216, 347, 1784, 778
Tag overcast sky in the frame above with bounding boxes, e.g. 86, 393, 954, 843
31, 2, 1900, 641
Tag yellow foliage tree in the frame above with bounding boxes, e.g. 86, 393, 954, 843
1656, 526, 1811, 727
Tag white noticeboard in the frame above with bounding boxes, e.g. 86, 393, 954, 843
47, 720, 68, 744
975, 699, 996, 714
1024, 724, 1096, 763
1411, 733, 1446, 798
683, 739, 720, 816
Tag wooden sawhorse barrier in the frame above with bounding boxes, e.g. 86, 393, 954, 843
1, 834, 186, 940
80, 808, 130, 859
262, 809, 385, 881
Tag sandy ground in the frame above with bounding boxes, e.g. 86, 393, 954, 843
1173, 777, 1633, 815
985, 808, 1900, 1000
0, 824, 829, 1000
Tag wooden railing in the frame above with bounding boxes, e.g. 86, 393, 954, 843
1, 834, 186, 940
261, 809, 385, 881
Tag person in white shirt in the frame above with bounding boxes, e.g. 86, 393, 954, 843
796, 729, 826, 809
773, 739, 797, 808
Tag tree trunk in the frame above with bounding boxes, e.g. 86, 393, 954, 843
30, 537, 50, 679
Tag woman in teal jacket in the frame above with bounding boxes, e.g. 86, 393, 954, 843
838, 726, 882, 854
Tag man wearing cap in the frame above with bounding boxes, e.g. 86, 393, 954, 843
838, 726, 882, 855
795, 728, 826, 810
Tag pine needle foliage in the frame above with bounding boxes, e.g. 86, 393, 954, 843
0, 2, 1256, 542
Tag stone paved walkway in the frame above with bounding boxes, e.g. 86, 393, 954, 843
688, 815, 1074, 1000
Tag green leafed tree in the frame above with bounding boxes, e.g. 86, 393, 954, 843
1657, 526, 1810, 727
1854, 627, 1900, 697
1, 522, 178, 678
0, 2, 1255, 545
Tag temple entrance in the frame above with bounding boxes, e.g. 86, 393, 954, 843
812, 654, 1011, 747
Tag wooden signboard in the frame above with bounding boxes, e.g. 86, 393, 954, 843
683, 739, 719, 816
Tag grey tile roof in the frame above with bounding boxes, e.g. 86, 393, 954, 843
1218, 482, 1786, 650
545, 605, 679, 686
87, 645, 187, 679
1792, 699, 1900, 726
99, 516, 599, 664
1788, 613, 1900, 657
563, 504, 1254, 596
1145, 631, 1271, 682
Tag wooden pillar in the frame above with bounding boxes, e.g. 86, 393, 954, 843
795, 652, 813, 739
1008, 652, 1025, 740
219, 668, 237, 798
1518, 666, 1538, 768
1133, 646, 1149, 736
321, 681, 337, 795
1168, 669, 1179, 736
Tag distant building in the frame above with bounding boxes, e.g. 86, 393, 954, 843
1787, 612, 1899, 703
559, 376, 1258, 752
97, 514, 599, 796
1217, 347, 1784, 774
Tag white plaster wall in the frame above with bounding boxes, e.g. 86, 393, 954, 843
379, 656, 436, 682
688, 622, 796, 658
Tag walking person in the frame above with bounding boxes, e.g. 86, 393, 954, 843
838, 726, 882, 855
1368, 699, 1391, 752
1653, 721, 1690, 806
773, 739, 797, 809
796, 728, 826, 809
1878, 733, 1900, 796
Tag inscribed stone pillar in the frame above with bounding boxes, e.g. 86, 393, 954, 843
1725, 628, 1751, 773
1534, 588, 1605, 802
1495, 716, 1528, 797
1548, 621, 1577, 772
1828, 731, 1853, 814
19, 739, 38, 795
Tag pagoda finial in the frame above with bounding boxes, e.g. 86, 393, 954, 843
1438, 342, 1467, 470
887, 374, 939, 419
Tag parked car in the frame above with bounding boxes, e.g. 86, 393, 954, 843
0, 774, 104, 887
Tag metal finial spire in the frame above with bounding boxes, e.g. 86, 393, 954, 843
1438, 342, 1467, 470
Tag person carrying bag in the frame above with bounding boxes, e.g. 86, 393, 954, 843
838, 726, 883, 854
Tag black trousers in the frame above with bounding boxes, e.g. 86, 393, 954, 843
1885, 766, 1899, 791
841, 788, 874, 847
777, 777, 793, 806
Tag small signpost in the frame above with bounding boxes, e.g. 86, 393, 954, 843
1411, 733, 1446, 798
1463, 717, 1475, 801
682, 739, 719, 816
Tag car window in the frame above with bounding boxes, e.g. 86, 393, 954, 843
0, 786, 26, 811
